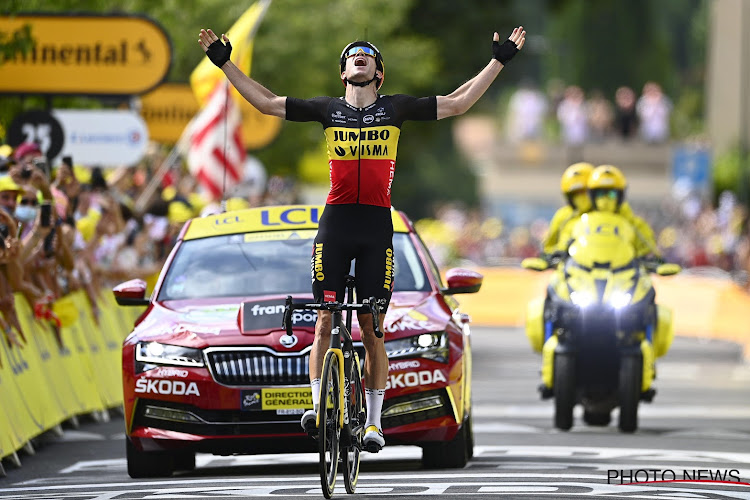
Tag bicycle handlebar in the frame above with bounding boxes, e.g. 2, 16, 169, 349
282, 295, 383, 338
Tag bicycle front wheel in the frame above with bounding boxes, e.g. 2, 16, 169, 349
343, 354, 364, 494
319, 350, 341, 499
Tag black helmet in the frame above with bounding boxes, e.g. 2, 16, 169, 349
339, 40, 384, 89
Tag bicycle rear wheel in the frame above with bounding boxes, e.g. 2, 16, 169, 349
343, 354, 364, 494
319, 351, 340, 499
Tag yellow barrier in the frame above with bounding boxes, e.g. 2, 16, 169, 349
458, 267, 750, 359
0, 290, 142, 461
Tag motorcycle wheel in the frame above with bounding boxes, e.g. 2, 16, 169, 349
554, 353, 576, 431
618, 355, 642, 433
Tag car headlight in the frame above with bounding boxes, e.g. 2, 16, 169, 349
385, 332, 448, 363
609, 291, 632, 309
135, 342, 205, 373
570, 291, 595, 308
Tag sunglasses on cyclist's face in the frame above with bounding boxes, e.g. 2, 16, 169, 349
19, 198, 38, 206
345, 46, 377, 59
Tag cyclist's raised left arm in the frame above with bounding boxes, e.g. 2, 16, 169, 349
198, 29, 287, 118
436, 27, 525, 120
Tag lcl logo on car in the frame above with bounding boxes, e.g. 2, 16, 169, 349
280, 333, 298, 348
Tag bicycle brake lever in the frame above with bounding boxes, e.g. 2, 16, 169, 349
282, 295, 294, 336
367, 297, 383, 338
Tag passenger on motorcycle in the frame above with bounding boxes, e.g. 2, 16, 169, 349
558, 165, 661, 259
542, 162, 594, 254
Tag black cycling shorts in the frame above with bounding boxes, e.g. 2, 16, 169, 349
311, 204, 394, 308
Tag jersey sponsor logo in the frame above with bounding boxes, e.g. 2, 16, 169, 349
332, 128, 390, 142
324, 290, 336, 302
386, 160, 395, 195
135, 378, 200, 396
363, 114, 374, 124
383, 248, 394, 291
314, 243, 325, 281
385, 369, 447, 390
334, 146, 346, 156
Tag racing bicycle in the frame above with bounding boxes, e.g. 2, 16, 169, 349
282, 275, 384, 498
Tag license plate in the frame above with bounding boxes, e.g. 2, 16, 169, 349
276, 408, 305, 415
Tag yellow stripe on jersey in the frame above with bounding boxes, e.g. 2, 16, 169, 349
324, 126, 401, 161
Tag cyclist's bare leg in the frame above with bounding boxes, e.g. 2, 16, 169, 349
310, 310, 333, 386
358, 311, 388, 389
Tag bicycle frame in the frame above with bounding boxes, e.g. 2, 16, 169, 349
282, 276, 382, 432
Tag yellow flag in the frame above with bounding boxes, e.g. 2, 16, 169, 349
190, 0, 271, 105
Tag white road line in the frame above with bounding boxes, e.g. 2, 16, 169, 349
474, 405, 750, 419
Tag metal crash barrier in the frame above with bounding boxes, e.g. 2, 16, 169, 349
0, 290, 143, 467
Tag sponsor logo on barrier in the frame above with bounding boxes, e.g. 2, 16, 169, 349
135, 378, 200, 396
385, 369, 446, 390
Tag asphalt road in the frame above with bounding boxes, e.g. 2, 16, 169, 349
1, 326, 750, 499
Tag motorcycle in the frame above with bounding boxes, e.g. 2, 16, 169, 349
522, 211, 680, 433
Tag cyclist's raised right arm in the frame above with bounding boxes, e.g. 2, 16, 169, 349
198, 29, 286, 118
221, 61, 286, 118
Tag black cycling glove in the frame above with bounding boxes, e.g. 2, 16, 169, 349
492, 39, 519, 65
206, 38, 232, 68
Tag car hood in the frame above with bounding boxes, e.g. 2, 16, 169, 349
127, 291, 451, 349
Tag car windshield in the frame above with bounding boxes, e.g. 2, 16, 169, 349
158, 230, 431, 300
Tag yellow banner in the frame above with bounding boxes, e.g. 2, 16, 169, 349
0, 15, 171, 95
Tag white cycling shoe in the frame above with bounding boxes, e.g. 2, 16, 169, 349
363, 425, 384, 453
301, 409, 317, 434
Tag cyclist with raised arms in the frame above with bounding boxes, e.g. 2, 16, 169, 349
199, 26, 526, 452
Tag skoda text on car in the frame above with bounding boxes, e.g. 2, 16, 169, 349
116, 205, 483, 477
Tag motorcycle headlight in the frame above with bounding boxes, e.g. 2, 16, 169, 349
570, 291, 595, 308
385, 332, 449, 364
135, 342, 204, 373
609, 291, 632, 309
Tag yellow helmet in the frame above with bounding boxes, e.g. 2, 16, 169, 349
588, 165, 627, 190
560, 162, 594, 194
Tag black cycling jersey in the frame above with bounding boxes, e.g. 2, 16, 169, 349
286, 94, 437, 208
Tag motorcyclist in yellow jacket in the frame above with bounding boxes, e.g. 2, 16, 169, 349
542, 162, 594, 254
558, 165, 661, 258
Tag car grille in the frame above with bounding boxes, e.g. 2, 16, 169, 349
206, 349, 311, 386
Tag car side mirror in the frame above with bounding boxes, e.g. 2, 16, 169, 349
443, 268, 483, 294
655, 263, 681, 276
113, 279, 150, 306
522, 257, 549, 271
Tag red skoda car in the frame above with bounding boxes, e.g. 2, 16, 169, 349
116, 205, 482, 477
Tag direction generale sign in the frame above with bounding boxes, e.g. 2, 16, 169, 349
0, 14, 171, 95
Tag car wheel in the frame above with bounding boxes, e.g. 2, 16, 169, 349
421, 417, 470, 469
126, 438, 174, 478
173, 451, 196, 471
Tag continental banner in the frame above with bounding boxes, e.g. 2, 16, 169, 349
0, 290, 143, 461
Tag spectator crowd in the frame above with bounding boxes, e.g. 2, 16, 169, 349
505, 80, 674, 146
0, 141, 301, 352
